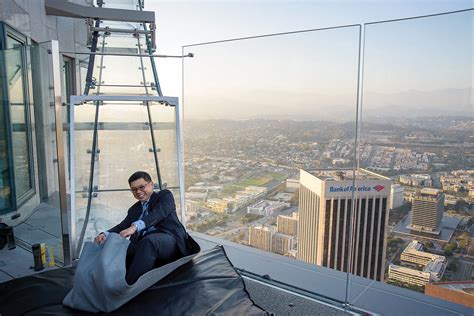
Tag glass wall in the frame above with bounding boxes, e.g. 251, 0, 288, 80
183, 25, 362, 304
349, 10, 473, 310
183, 9, 473, 310
5, 36, 33, 201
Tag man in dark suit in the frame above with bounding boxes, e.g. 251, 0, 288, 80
94, 171, 197, 284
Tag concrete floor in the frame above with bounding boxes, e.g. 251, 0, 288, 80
0, 244, 57, 282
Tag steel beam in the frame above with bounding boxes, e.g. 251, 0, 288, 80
45, 0, 155, 23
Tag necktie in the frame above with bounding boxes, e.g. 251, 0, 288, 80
140, 201, 153, 237
142, 201, 149, 218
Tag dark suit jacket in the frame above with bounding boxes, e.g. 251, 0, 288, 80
108, 190, 196, 256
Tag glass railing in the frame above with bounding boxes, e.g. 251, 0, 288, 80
349, 9, 473, 311
71, 97, 181, 256
183, 25, 362, 304
183, 9, 473, 311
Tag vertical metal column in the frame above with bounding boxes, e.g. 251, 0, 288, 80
137, 0, 163, 97
50, 40, 71, 265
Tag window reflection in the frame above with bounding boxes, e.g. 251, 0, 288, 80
5, 35, 33, 202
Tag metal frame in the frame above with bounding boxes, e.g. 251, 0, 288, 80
51, 40, 72, 265
45, 0, 155, 23
0, 22, 16, 214
59, 51, 194, 59
69, 94, 182, 260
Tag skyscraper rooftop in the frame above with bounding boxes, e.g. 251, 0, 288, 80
311, 169, 390, 181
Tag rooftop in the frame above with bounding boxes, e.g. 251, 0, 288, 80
431, 281, 474, 294
403, 240, 446, 262
311, 169, 390, 181
417, 188, 443, 198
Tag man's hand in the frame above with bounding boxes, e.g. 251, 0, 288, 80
120, 224, 138, 238
94, 233, 106, 245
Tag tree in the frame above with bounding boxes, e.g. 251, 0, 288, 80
454, 200, 469, 212
444, 243, 457, 256
424, 241, 434, 249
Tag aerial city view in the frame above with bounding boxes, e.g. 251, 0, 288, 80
183, 116, 474, 293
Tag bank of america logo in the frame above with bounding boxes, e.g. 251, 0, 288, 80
373, 185, 385, 192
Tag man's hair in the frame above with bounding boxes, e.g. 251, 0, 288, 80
128, 171, 152, 185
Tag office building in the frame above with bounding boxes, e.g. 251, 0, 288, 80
390, 184, 404, 209
388, 240, 447, 287
388, 264, 432, 287
286, 179, 300, 193
272, 232, 296, 255
297, 169, 392, 281
249, 225, 296, 256
411, 188, 444, 233
277, 212, 298, 236
206, 198, 228, 213
400, 240, 446, 267
388, 259, 446, 287
248, 225, 275, 252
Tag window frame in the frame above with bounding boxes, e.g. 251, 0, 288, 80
0, 23, 36, 214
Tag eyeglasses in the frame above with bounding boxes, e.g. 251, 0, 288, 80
130, 182, 150, 193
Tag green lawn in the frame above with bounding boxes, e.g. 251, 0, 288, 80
236, 172, 287, 187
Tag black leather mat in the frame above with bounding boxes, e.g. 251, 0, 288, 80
0, 245, 268, 315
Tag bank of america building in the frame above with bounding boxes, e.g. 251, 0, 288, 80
297, 169, 392, 281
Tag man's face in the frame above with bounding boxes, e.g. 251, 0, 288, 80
130, 178, 154, 202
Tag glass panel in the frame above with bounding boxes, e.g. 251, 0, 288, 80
5, 37, 33, 200
351, 10, 473, 310
73, 99, 180, 252
151, 103, 179, 189
94, 55, 144, 86
85, 33, 156, 96
183, 26, 361, 303
95, 102, 155, 190
75, 191, 136, 246
74, 101, 96, 194
100, 0, 141, 11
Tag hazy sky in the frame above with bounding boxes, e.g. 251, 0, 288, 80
142, 1, 473, 120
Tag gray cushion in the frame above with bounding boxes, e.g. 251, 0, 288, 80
63, 233, 196, 312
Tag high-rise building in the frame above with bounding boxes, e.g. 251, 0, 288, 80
411, 188, 444, 233
277, 212, 298, 236
248, 226, 274, 252
390, 184, 404, 209
297, 169, 392, 281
